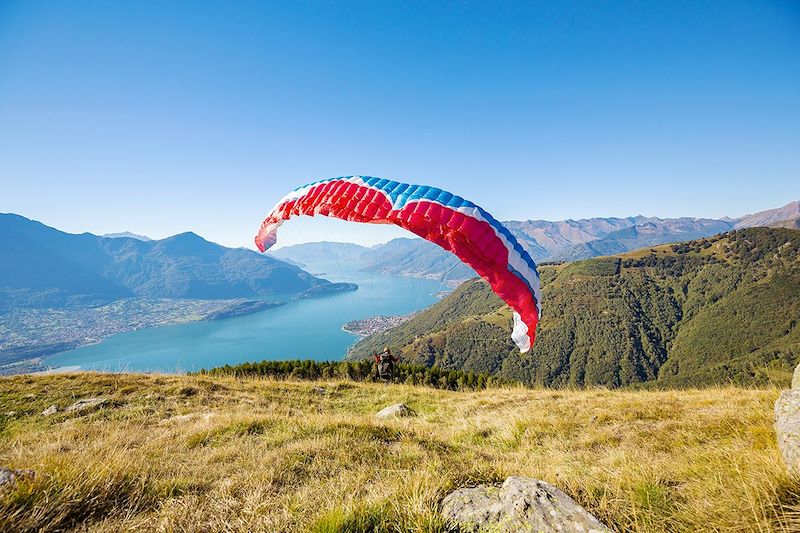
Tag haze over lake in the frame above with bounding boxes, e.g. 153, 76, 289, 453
44, 264, 444, 373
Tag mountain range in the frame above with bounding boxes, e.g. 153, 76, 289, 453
348, 226, 800, 388
272, 200, 799, 282
0, 214, 340, 310
735, 200, 800, 228
102, 231, 152, 241
6, 200, 794, 311
508, 216, 734, 262
270, 238, 476, 282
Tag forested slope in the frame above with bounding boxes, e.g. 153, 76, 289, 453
348, 228, 800, 388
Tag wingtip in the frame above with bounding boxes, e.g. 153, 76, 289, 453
255, 235, 266, 253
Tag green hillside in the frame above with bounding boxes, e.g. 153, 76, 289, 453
348, 227, 800, 388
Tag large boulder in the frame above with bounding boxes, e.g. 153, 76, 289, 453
376, 403, 415, 419
793, 364, 800, 390
775, 389, 800, 475
441, 476, 611, 533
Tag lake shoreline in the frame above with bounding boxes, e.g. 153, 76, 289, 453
341, 313, 416, 338
29, 269, 442, 375
0, 298, 287, 376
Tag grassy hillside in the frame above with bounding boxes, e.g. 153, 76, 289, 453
349, 228, 800, 388
0, 373, 797, 532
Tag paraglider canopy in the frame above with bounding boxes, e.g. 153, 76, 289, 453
255, 176, 541, 352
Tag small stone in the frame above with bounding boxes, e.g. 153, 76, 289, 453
441, 476, 611, 533
65, 398, 107, 414
376, 403, 415, 419
4, 411, 16, 417
312, 386, 327, 395
0, 467, 35, 488
41, 404, 58, 416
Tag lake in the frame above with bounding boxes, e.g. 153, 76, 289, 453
44, 265, 445, 373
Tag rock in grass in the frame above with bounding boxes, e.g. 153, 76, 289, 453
775, 389, 800, 474
376, 403, 414, 419
65, 398, 108, 414
41, 404, 58, 416
0, 467, 35, 488
441, 476, 611, 533
793, 364, 800, 390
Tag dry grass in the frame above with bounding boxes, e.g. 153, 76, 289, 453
0, 373, 798, 532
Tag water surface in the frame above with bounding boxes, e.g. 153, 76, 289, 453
45, 265, 445, 373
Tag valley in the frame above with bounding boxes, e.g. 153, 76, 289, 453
2, 202, 799, 384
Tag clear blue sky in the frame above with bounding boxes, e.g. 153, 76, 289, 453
1, 1, 798, 248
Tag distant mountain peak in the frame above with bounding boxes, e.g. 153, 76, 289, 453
734, 200, 800, 229
160, 231, 212, 245
103, 231, 152, 241
171, 231, 203, 240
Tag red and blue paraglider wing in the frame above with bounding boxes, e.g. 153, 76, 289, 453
255, 176, 541, 351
